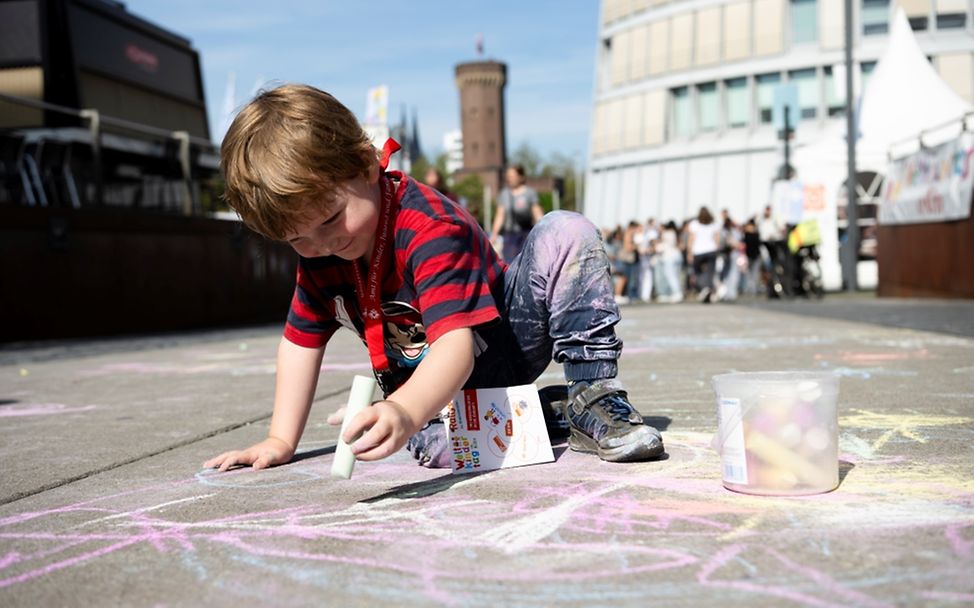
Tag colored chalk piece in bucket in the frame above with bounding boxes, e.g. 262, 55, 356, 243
331, 375, 377, 480
711, 371, 839, 496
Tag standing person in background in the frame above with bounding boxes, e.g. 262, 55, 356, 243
491, 164, 544, 262
656, 220, 684, 303
715, 214, 742, 302
423, 167, 457, 203
686, 207, 720, 303
635, 218, 659, 302
742, 218, 763, 295
603, 226, 628, 304
679, 219, 694, 295
758, 204, 788, 297
620, 221, 642, 302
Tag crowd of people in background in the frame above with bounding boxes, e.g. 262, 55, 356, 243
601, 205, 789, 305
418, 165, 796, 305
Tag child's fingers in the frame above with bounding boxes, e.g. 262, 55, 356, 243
326, 407, 347, 426
217, 451, 253, 472
203, 452, 233, 469
342, 407, 378, 444
353, 434, 398, 461
351, 421, 393, 461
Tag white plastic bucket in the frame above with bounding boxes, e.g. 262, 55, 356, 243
712, 371, 840, 496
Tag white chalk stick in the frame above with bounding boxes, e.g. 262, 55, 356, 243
331, 375, 377, 480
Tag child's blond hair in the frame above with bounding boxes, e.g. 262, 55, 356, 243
221, 84, 377, 240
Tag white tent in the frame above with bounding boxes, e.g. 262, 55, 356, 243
790, 8, 973, 289
798, 8, 972, 170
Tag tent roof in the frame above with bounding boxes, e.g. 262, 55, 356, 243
858, 8, 972, 150
795, 9, 972, 175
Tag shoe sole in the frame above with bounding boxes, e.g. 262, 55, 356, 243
568, 427, 665, 462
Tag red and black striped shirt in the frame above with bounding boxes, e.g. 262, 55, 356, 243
283, 172, 507, 388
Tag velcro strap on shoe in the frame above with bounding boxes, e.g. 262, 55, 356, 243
570, 379, 627, 416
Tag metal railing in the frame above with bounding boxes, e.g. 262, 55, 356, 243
887, 110, 974, 158
0, 91, 216, 215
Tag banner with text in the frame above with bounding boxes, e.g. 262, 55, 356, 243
880, 132, 974, 225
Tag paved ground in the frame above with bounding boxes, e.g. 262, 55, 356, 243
1, 298, 972, 607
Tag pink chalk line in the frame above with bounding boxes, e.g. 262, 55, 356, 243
0, 404, 96, 418
698, 543, 893, 608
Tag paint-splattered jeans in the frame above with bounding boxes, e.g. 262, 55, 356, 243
466, 211, 622, 388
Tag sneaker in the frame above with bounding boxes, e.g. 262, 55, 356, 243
538, 384, 571, 440
406, 419, 452, 468
563, 379, 665, 462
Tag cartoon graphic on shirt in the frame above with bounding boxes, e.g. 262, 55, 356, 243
332, 295, 357, 334
381, 301, 429, 368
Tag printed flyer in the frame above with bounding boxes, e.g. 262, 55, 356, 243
445, 384, 555, 474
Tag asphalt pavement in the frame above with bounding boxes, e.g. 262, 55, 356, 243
1, 296, 972, 607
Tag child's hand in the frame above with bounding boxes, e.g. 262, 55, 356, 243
341, 399, 420, 462
326, 407, 346, 426
202, 436, 295, 472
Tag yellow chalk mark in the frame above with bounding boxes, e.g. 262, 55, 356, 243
841, 409, 972, 454
841, 409, 972, 430
718, 512, 765, 541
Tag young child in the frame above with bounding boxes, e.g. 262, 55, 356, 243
203, 84, 664, 473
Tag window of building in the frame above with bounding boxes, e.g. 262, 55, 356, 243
756, 72, 782, 123
695, 7, 722, 66
937, 12, 967, 28
670, 14, 694, 71
823, 66, 846, 116
649, 20, 670, 75
725, 78, 750, 127
910, 15, 930, 29
936, 0, 968, 28
861, 61, 877, 90
789, 68, 819, 119
938, 53, 974, 101
697, 82, 719, 131
643, 89, 667, 145
671, 86, 693, 138
624, 94, 643, 148
611, 30, 632, 86
723, 1, 752, 61
862, 0, 890, 34
755, 0, 785, 55
791, 0, 818, 44
902, 0, 931, 30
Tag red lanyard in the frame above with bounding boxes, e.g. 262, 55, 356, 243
350, 139, 401, 376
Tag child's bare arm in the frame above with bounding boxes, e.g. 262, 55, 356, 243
330, 327, 475, 462
203, 337, 324, 471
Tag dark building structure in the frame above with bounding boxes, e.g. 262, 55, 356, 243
454, 60, 507, 196
0, 0, 295, 341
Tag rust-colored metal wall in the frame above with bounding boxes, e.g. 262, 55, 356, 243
1, 206, 297, 341
877, 213, 974, 298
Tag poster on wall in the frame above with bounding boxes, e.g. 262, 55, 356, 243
880, 132, 974, 225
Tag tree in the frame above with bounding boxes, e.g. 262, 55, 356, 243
452, 173, 485, 227
509, 141, 543, 176
409, 156, 431, 183
507, 142, 583, 212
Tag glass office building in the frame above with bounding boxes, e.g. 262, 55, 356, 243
585, 0, 974, 227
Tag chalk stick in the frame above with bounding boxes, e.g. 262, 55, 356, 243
331, 375, 377, 480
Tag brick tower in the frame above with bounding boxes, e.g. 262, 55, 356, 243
454, 60, 507, 197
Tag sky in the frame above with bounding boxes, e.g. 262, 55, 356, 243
125, 1, 601, 161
